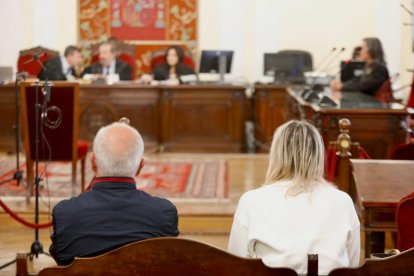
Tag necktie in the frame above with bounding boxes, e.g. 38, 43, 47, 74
105, 66, 110, 75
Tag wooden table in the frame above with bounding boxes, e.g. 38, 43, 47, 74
0, 83, 248, 153
286, 88, 412, 159
351, 159, 414, 257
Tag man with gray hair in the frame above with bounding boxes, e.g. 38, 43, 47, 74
49, 122, 179, 265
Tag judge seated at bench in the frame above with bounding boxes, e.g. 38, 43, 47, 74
38, 45, 82, 81
228, 120, 360, 275
49, 121, 179, 265
330, 37, 389, 96
141, 46, 195, 85
81, 40, 133, 81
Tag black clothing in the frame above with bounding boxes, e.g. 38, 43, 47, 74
38, 56, 76, 81
152, 63, 195, 81
341, 61, 389, 96
82, 59, 133, 80
49, 177, 179, 265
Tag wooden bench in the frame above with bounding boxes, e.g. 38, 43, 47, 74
328, 247, 414, 276
35, 238, 299, 276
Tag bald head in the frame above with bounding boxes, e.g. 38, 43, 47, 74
92, 122, 144, 177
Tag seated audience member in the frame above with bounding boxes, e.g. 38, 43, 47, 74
38, 45, 82, 81
228, 120, 360, 275
82, 40, 132, 80
49, 122, 179, 265
142, 46, 195, 84
330, 37, 389, 96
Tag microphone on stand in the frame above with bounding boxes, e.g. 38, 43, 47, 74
319, 47, 346, 73
315, 47, 337, 71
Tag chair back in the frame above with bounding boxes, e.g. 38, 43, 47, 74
20, 82, 80, 162
407, 72, 414, 108
391, 141, 414, 160
38, 237, 298, 276
277, 50, 313, 72
327, 247, 414, 276
374, 78, 394, 104
396, 191, 414, 251
17, 46, 59, 77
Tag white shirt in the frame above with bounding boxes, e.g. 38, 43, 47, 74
103, 60, 116, 75
60, 56, 75, 80
228, 181, 360, 276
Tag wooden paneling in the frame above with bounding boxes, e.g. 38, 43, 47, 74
0, 84, 247, 153
160, 86, 246, 152
253, 85, 290, 151
79, 84, 160, 149
0, 84, 17, 152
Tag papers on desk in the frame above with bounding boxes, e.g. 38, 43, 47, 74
83, 73, 120, 84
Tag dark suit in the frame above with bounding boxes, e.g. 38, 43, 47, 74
341, 62, 389, 96
82, 59, 133, 80
152, 63, 195, 82
38, 56, 76, 81
49, 177, 179, 265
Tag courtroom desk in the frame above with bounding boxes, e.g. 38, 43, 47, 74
0, 83, 247, 153
79, 84, 161, 150
351, 159, 414, 257
158, 85, 247, 152
287, 88, 411, 159
253, 84, 290, 151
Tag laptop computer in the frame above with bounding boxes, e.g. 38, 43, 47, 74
340, 61, 365, 82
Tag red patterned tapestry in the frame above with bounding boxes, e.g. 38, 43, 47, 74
78, 0, 197, 76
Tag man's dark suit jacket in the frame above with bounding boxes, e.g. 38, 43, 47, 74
341, 61, 389, 96
81, 59, 133, 80
38, 56, 76, 81
49, 177, 179, 265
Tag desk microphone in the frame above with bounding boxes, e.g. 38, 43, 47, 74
319, 47, 346, 73
315, 47, 337, 71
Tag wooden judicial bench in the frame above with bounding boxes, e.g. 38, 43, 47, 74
0, 83, 247, 153
351, 159, 414, 257
254, 85, 412, 158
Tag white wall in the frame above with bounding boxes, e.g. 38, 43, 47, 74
0, 0, 412, 99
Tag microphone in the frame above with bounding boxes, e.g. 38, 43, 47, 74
315, 47, 337, 71
401, 3, 413, 16
319, 47, 346, 73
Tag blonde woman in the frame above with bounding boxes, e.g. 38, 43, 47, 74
228, 120, 360, 275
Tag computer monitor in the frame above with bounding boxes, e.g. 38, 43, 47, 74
199, 50, 233, 74
0, 67, 13, 83
340, 61, 365, 82
263, 53, 306, 84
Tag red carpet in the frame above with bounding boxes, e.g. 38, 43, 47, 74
0, 156, 228, 200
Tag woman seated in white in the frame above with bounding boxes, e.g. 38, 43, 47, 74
228, 120, 360, 275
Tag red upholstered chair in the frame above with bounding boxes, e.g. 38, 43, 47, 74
150, 49, 195, 71
390, 140, 414, 160
17, 46, 59, 77
20, 82, 88, 195
396, 191, 414, 251
374, 76, 397, 104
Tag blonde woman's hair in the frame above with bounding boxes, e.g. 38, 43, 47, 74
264, 120, 326, 196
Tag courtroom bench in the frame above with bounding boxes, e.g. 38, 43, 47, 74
328, 247, 414, 276
19, 238, 299, 276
